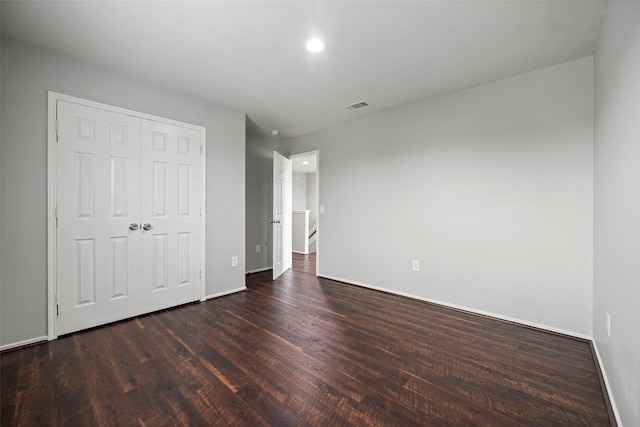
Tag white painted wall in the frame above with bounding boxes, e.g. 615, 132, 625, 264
292, 211, 309, 254
292, 172, 307, 211
593, 2, 640, 425
0, 38, 246, 348
307, 172, 319, 229
245, 130, 280, 273
293, 168, 310, 254
284, 57, 593, 336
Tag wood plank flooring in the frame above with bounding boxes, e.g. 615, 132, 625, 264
2, 267, 612, 426
292, 252, 316, 275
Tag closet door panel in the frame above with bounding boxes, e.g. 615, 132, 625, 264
139, 119, 203, 314
56, 101, 141, 335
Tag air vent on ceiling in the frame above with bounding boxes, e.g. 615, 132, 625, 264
343, 100, 370, 111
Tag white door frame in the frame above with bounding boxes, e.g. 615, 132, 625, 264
46, 91, 207, 340
288, 150, 320, 276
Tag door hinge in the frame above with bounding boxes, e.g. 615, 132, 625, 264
55, 120, 60, 143
55, 205, 59, 228
199, 269, 202, 279
199, 207, 203, 217
56, 294, 60, 316
200, 145, 203, 155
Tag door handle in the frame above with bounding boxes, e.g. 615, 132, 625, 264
270, 220, 281, 224
142, 223, 152, 231
129, 223, 139, 231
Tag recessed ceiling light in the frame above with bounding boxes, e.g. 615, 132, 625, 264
271, 130, 280, 136
306, 38, 326, 53
302, 161, 309, 165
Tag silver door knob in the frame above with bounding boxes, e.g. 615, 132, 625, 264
129, 223, 139, 231
142, 223, 152, 231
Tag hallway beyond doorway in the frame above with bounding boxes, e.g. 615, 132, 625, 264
292, 252, 316, 275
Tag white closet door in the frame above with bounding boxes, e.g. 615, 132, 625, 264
55, 98, 204, 336
139, 119, 203, 313
56, 101, 142, 335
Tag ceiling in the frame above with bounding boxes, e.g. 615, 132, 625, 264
1, 1, 606, 139
291, 154, 317, 174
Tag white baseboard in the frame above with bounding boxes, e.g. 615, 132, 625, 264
592, 341, 623, 426
0, 335, 48, 352
318, 274, 591, 341
292, 250, 309, 255
246, 267, 271, 274
204, 287, 246, 300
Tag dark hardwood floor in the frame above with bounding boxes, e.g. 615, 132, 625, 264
292, 252, 316, 275
2, 268, 612, 426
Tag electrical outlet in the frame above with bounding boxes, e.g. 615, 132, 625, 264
231, 256, 238, 267
412, 260, 420, 271
606, 312, 611, 337
256, 245, 261, 253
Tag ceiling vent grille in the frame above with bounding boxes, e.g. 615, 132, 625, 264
343, 100, 370, 111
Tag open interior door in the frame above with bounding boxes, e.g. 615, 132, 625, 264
273, 151, 292, 280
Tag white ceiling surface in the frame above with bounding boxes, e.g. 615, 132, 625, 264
291, 155, 317, 174
2, 1, 605, 139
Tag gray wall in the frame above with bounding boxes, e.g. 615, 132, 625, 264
593, 2, 640, 425
283, 57, 594, 336
307, 172, 318, 229
0, 38, 246, 347
245, 130, 280, 273
292, 172, 307, 211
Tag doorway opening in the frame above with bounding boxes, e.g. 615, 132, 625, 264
290, 151, 319, 275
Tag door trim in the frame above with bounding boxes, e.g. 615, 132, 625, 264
46, 91, 207, 340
